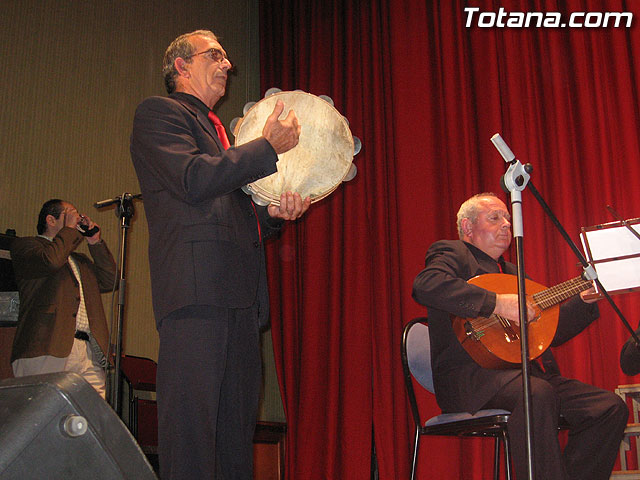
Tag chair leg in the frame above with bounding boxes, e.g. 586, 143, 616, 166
132, 397, 139, 439
411, 428, 420, 480
493, 436, 500, 480
502, 430, 513, 480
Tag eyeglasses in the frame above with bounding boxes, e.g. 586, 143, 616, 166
186, 47, 231, 66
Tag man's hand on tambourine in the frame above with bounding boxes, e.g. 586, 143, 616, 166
268, 192, 311, 221
262, 100, 301, 154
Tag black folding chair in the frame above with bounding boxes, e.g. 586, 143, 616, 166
401, 318, 513, 480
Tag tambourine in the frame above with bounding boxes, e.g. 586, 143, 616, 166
232, 90, 360, 206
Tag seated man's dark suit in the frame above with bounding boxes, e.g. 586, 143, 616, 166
412, 239, 628, 480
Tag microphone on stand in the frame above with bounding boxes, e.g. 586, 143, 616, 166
491, 133, 516, 163
94, 193, 142, 209
491, 134, 532, 194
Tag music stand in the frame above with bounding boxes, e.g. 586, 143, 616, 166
581, 218, 640, 299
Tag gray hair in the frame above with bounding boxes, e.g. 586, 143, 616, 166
162, 30, 218, 94
456, 192, 498, 239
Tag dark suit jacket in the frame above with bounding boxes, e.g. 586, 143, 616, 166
130, 94, 282, 327
10, 227, 116, 362
412, 239, 599, 414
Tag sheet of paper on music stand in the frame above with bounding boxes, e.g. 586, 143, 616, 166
580, 223, 640, 294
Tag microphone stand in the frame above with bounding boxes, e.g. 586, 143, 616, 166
491, 134, 535, 480
95, 193, 141, 416
491, 134, 640, 480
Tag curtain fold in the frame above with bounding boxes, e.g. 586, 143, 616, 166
260, 1, 640, 478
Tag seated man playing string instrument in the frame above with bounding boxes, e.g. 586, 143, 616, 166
412, 192, 628, 480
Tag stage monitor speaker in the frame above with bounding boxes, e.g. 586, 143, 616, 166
0, 372, 157, 479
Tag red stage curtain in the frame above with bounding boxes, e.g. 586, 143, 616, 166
259, 1, 640, 478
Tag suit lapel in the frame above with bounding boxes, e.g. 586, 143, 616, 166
461, 242, 482, 279
172, 96, 224, 152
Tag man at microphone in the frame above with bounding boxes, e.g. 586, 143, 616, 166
130, 29, 310, 480
10, 199, 116, 398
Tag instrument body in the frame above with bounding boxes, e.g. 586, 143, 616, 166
452, 273, 592, 369
233, 91, 355, 206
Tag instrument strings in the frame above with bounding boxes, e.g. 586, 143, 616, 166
468, 276, 592, 333
469, 314, 512, 331
532, 277, 591, 309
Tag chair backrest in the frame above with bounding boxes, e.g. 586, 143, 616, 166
401, 317, 435, 429
120, 355, 157, 389
119, 355, 158, 450
404, 319, 434, 393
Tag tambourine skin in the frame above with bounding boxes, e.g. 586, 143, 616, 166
234, 91, 355, 206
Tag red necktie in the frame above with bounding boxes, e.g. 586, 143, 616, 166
207, 111, 231, 150
535, 357, 545, 373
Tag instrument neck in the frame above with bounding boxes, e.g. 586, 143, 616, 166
533, 276, 592, 310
